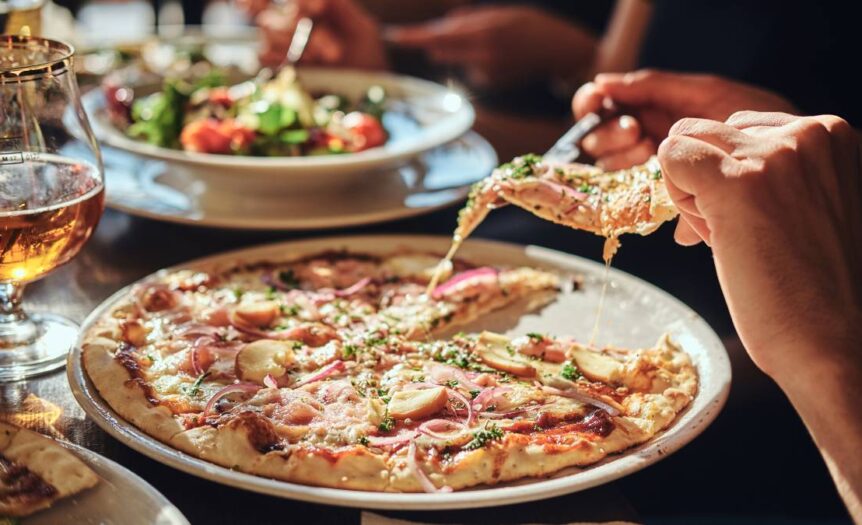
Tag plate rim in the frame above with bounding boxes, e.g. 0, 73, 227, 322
68, 234, 731, 510
101, 131, 497, 230
54, 440, 191, 524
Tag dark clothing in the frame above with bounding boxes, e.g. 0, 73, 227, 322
640, 0, 862, 125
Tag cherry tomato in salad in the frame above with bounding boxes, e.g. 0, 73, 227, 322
103, 83, 135, 122
207, 87, 233, 107
180, 118, 255, 154
342, 112, 386, 152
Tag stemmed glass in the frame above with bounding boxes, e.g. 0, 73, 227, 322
0, 34, 105, 380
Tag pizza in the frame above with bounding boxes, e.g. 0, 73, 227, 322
452, 154, 678, 262
81, 248, 697, 492
0, 423, 99, 517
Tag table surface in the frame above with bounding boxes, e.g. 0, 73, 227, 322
1, 108, 852, 524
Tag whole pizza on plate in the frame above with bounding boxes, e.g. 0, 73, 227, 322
81, 249, 697, 492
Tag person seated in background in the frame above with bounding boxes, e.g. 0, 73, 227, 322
243, 0, 613, 114
246, 0, 860, 127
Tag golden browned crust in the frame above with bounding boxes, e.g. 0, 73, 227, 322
0, 422, 99, 517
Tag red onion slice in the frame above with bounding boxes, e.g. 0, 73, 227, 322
446, 388, 474, 426
541, 385, 621, 416
408, 442, 452, 493
431, 267, 499, 300
293, 360, 345, 388
472, 386, 512, 411
366, 430, 418, 447
190, 336, 214, 376
261, 270, 297, 292
417, 419, 468, 440
203, 383, 261, 420
177, 324, 222, 339
263, 374, 278, 389
429, 363, 481, 391
333, 277, 371, 297
231, 319, 311, 342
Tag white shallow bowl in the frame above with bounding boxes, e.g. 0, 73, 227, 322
69, 235, 731, 510
29, 441, 188, 524
84, 68, 475, 193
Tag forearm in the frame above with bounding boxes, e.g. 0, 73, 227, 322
593, 0, 653, 75
770, 348, 862, 522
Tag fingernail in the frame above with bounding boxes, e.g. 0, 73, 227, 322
618, 115, 636, 130
582, 134, 597, 151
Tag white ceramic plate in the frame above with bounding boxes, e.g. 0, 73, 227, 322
61, 131, 496, 230
84, 68, 475, 192
26, 441, 188, 524
68, 235, 731, 510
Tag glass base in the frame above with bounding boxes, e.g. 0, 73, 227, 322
0, 313, 78, 381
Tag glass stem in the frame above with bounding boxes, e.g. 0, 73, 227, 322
0, 282, 36, 347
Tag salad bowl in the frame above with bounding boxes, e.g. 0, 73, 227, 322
83, 68, 475, 193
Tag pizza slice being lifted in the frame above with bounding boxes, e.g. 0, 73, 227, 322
0, 423, 99, 517
453, 154, 678, 262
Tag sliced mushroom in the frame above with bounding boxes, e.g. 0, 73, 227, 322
569, 346, 622, 384
388, 386, 448, 420
235, 339, 297, 384
477, 331, 537, 377
233, 300, 280, 327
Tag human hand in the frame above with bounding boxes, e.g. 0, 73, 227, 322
387, 5, 597, 90
256, 0, 388, 70
657, 111, 862, 376
572, 70, 797, 170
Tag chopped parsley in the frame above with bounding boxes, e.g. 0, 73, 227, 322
291, 341, 303, 350
182, 372, 210, 397
378, 412, 395, 433
232, 288, 244, 300
526, 332, 545, 342
412, 375, 426, 383
561, 361, 583, 381
377, 388, 391, 403
342, 344, 358, 359
281, 304, 300, 316
358, 436, 370, 446
278, 269, 300, 289
445, 379, 459, 388
469, 389, 481, 399
264, 286, 277, 300
464, 424, 504, 450
652, 167, 662, 180
365, 335, 387, 347
499, 153, 542, 180
432, 343, 472, 369
577, 183, 591, 193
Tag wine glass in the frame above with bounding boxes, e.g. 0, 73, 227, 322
0, 34, 105, 380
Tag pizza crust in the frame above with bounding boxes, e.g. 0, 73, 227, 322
0, 423, 99, 517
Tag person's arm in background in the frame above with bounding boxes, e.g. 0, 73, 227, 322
385, 4, 599, 91
656, 112, 862, 522
593, 0, 652, 74
572, 70, 798, 169
248, 0, 389, 70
